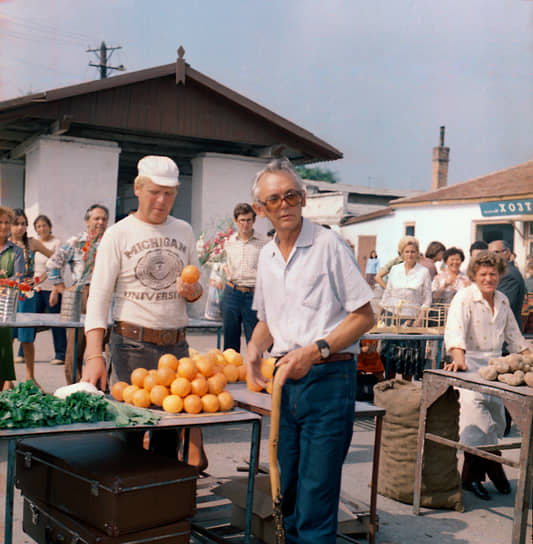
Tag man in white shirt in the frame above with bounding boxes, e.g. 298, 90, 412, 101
82, 155, 204, 463
246, 158, 375, 543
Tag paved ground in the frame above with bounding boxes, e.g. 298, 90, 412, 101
1, 329, 531, 543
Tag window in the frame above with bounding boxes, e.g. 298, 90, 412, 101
405, 222, 415, 236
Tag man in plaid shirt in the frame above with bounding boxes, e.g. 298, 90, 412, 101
47, 204, 109, 383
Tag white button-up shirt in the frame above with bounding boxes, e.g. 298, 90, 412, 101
380, 262, 432, 317
444, 282, 528, 358
253, 219, 374, 356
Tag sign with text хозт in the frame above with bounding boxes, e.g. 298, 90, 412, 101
480, 199, 533, 217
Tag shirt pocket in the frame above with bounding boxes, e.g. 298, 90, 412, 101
301, 273, 328, 311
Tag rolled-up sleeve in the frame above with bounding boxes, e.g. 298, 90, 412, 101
444, 290, 468, 352
46, 242, 71, 284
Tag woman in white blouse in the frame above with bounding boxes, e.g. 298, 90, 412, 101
444, 250, 532, 500
379, 236, 432, 379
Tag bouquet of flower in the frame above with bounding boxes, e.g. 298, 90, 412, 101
197, 224, 234, 266
0, 274, 41, 301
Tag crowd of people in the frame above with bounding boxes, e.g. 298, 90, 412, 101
0, 153, 531, 541
364, 234, 532, 503
0, 202, 112, 390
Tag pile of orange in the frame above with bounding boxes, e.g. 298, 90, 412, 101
111, 348, 246, 413
246, 356, 275, 394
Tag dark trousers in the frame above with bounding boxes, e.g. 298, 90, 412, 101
110, 330, 190, 457
278, 360, 356, 544
221, 284, 258, 352
65, 286, 89, 384
35, 290, 66, 361
462, 451, 507, 484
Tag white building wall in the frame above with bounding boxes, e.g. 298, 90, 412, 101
341, 200, 531, 272
342, 202, 480, 263
191, 153, 270, 237
0, 159, 25, 209
24, 136, 120, 241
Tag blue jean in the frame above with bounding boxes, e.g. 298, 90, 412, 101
221, 284, 258, 352
278, 360, 356, 544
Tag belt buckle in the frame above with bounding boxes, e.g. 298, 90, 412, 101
159, 330, 175, 346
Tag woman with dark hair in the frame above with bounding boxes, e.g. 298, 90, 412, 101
432, 247, 471, 304
445, 250, 532, 500
10, 209, 53, 387
365, 250, 379, 287
419, 241, 446, 280
0, 206, 24, 391
33, 214, 66, 365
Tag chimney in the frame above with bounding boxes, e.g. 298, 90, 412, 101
431, 125, 450, 190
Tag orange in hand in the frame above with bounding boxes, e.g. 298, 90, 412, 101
181, 265, 200, 284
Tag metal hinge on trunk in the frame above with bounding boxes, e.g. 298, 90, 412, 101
29, 502, 39, 525
24, 451, 32, 468
90, 480, 99, 496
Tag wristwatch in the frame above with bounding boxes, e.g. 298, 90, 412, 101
315, 339, 330, 360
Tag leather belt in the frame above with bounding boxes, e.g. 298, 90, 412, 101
316, 352, 354, 365
276, 352, 354, 365
113, 321, 186, 346
227, 281, 254, 293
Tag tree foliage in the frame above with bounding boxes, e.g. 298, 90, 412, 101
295, 166, 339, 183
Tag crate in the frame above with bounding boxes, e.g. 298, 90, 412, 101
370, 303, 449, 335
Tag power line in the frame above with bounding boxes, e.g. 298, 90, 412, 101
87, 41, 125, 79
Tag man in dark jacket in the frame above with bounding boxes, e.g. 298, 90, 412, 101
488, 240, 526, 330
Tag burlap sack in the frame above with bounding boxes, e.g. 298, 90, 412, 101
374, 379, 463, 511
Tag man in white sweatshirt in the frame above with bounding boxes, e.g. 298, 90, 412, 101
82, 155, 204, 461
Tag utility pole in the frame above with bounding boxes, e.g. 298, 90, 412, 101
87, 41, 125, 79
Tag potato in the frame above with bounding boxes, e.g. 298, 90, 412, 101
498, 371, 524, 386
488, 357, 505, 366
524, 372, 533, 388
507, 355, 524, 372
522, 355, 533, 367
478, 366, 498, 381
494, 361, 510, 374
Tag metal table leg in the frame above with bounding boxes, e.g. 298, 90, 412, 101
72, 327, 79, 383
4, 438, 16, 544
368, 414, 383, 544
244, 419, 260, 543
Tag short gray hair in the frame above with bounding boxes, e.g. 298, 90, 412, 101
251, 158, 304, 201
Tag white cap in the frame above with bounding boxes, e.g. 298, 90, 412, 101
137, 155, 180, 187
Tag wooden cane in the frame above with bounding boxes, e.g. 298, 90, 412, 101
269, 366, 287, 544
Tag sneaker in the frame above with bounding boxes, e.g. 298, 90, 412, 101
50, 359, 65, 365
14, 356, 24, 364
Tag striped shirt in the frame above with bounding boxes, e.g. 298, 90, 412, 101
224, 231, 268, 288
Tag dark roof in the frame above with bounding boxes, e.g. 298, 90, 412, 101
391, 160, 533, 208
0, 51, 341, 172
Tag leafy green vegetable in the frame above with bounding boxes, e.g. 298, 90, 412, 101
0, 381, 160, 429
104, 399, 161, 426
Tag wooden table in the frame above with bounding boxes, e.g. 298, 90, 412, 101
1, 407, 260, 544
413, 369, 533, 544
227, 382, 385, 544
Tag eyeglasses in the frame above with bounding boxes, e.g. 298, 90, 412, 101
256, 190, 302, 211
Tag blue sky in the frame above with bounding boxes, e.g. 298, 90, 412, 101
1, 0, 533, 191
